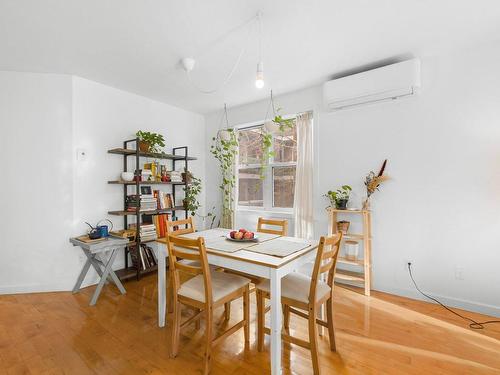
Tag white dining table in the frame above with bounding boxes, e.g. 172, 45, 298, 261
155, 228, 318, 375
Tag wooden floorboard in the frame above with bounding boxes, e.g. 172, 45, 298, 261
0, 275, 499, 374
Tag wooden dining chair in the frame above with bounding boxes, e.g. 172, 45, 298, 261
165, 216, 196, 236
255, 233, 342, 375
166, 217, 196, 313
257, 217, 288, 236
168, 235, 251, 375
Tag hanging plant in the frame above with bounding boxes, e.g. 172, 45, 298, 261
272, 109, 295, 132
259, 131, 274, 180
256, 91, 297, 180
210, 107, 238, 228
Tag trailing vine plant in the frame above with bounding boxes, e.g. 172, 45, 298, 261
257, 90, 297, 180
210, 105, 238, 228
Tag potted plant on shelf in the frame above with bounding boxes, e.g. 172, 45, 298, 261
324, 185, 352, 210
135, 131, 166, 153
183, 175, 202, 216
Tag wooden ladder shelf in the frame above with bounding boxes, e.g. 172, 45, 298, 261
328, 208, 372, 296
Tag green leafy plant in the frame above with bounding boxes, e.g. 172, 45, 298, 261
259, 131, 274, 180
324, 185, 352, 208
136, 131, 166, 154
210, 128, 238, 227
183, 173, 202, 216
272, 109, 295, 132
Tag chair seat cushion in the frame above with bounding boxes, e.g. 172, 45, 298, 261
179, 270, 251, 303
256, 272, 331, 304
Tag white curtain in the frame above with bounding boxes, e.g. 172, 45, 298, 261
293, 111, 314, 239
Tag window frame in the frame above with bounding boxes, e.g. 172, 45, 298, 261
235, 116, 297, 214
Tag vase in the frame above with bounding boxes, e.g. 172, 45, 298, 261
362, 197, 371, 210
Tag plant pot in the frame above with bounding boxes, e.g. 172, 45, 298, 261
138, 140, 150, 152
336, 221, 350, 234
335, 199, 348, 210
182, 172, 192, 184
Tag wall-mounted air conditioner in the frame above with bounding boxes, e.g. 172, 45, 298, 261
323, 58, 421, 111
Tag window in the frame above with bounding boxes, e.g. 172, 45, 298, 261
237, 119, 297, 210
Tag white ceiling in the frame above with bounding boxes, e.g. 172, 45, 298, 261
1, 0, 500, 114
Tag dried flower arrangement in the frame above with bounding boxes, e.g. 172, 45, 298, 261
363, 159, 389, 209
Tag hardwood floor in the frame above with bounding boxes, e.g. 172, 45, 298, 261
1, 275, 499, 375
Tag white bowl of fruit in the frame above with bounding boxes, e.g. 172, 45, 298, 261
226, 229, 258, 242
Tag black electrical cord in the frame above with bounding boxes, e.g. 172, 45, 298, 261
407, 263, 500, 330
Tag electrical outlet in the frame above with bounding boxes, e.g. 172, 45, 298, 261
455, 266, 464, 280
404, 259, 414, 270
76, 148, 87, 161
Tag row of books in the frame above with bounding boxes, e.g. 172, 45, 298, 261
153, 190, 174, 209
130, 244, 157, 271
152, 214, 170, 238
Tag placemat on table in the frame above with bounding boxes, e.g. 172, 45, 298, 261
246, 238, 313, 257
180, 228, 229, 240
204, 237, 256, 253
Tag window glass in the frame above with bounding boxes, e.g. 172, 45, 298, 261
273, 121, 297, 163
273, 166, 296, 208
238, 127, 263, 165
238, 167, 263, 207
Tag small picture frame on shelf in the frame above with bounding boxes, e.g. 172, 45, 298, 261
140, 186, 153, 195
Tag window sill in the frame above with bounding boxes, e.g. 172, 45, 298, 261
236, 207, 294, 217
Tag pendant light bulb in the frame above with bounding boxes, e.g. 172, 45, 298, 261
255, 61, 264, 89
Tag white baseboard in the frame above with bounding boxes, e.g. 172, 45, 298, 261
0, 276, 100, 295
375, 284, 500, 318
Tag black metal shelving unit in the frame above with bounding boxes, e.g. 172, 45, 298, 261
107, 138, 196, 281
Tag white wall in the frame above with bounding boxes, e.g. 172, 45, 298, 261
0, 71, 75, 293
72, 77, 206, 280
205, 41, 500, 317
0, 72, 205, 293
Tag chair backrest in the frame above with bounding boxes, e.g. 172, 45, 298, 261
167, 234, 212, 304
257, 217, 288, 236
166, 216, 196, 236
309, 233, 342, 304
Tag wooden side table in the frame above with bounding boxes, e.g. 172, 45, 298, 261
70, 237, 129, 305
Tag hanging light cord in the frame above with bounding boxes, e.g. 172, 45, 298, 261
186, 13, 260, 94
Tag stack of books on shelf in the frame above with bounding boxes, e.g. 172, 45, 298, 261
130, 244, 157, 271
153, 214, 170, 238
140, 223, 157, 242
126, 194, 157, 212
154, 190, 173, 209
168, 170, 183, 183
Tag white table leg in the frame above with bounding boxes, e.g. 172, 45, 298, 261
156, 244, 167, 328
270, 269, 282, 375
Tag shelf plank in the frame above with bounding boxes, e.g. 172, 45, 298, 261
342, 234, 368, 240
108, 180, 186, 185
337, 256, 364, 266
108, 207, 185, 216
329, 208, 368, 213
335, 269, 365, 283
108, 148, 197, 161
